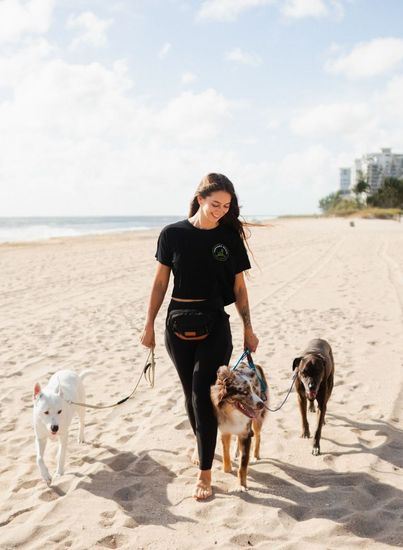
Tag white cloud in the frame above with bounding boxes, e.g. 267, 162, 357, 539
158, 89, 234, 141
158, 42, 172, 59
289, 75, 403, 155
325, 37, 403, 79
291, 101, 370, 136
67, 11, 113, 49
196, 0, 274, 22
181, 72, 197, 85
384, 75, 403, 117
196, 0, 343, 21
0, 37, 54, 88
0, 42, 241, 215
277, 145, 334, 195
0, 0, 54, 42
282, 0, 327, 18
225, 47, 262, 66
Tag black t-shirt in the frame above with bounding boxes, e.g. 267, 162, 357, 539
155, 219, 251, 306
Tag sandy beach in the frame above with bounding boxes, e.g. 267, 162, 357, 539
1, 217, 402, 550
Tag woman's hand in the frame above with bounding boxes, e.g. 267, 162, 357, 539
244, 327, 259, 353
140, 324, 155, 349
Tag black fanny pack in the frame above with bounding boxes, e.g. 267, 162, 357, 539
167, 309, 215, 341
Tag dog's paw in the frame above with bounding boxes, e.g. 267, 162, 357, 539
43, 473, 52, 486
223, 465, 233, 474
301, 432, 310, 439
39, 466, 52, 486
78, 437, 86, 444
312, 446, 321, 456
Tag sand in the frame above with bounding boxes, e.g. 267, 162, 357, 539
0, 218, 402, 550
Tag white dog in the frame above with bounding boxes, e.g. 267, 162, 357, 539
33, 369, 92, 485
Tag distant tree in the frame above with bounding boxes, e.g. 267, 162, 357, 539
319, 191, 343, 212
352, 177, 369, 208
367, 177, 403, 208
353, 178, 369, 194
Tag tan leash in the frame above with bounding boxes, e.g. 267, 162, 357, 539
66, 348, 155, 410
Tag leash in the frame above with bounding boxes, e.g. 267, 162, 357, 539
265, 372, 297, 412
66, 348, 155, 410
231, 348, 268, 394
231, 348, 297, 412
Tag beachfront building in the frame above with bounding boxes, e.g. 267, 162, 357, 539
339, 168, 352, 196
339, 148, 403, 195
353, 148, 403, 192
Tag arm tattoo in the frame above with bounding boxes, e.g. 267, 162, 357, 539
239, 305, 252, 329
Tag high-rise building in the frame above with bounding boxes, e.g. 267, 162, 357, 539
340, 148, 403, 194
339, 168, 351, 195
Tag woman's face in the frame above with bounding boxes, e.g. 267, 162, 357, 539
198, 191, 232, 224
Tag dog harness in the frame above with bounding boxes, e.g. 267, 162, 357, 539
231, 348, 268, 395
232, 348, 299, 412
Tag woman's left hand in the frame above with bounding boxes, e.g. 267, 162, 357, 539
244, 328, 259, 353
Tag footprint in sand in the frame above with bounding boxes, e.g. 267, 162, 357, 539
114, 482, 144, 502
174, 419, 190, 430
229, 533, 270, 547
0, 506, 35, 528
47, 529, 71, 544
95, 534, 128, 549
39, 489, 60, 502
117, 434, 132, 444
108, 452, 136, 471
98, 510, 117, 528
12, 478, 42, 492
123, 517, 138, 528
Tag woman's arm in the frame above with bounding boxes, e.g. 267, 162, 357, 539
234, 271, 259, 352
140, 262, 171, 348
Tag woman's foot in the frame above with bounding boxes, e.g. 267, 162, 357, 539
193, 470, 213, 500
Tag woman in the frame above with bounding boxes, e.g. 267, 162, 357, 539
141, 173, 258, 500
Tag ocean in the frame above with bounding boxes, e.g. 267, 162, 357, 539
0, 216, 182, 243
0, 215, 274, 244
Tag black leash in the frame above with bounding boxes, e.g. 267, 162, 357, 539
265, 372, 297, 412
66, 348, 155, 410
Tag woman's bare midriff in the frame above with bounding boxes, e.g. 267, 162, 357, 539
172, 297, 207, 302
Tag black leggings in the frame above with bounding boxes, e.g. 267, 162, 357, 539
164, 300, 233, 470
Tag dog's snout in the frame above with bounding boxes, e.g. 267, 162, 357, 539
51, 425, 59, 433
308, 381, 315, 390
256, 401, 265, 410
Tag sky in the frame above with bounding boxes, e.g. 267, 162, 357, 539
1, 0, 403, 216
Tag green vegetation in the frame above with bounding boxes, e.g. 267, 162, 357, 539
319, 176, 403, 219
367, 177, 403, 209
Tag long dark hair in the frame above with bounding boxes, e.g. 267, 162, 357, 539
188, 173, 250, 242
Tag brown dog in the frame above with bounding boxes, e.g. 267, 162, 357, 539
210, 363, 268, 489
292, 338, 334, 455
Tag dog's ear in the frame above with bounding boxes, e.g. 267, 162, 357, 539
217, 385, 227, 404
33, 383, 42, 400
217, 365, 232, 381
56, 382, 64, 399
292, 357, 302, 371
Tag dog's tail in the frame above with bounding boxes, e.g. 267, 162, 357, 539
79, 369, 95, 381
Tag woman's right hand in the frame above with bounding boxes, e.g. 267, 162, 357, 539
140, 324, 155, 349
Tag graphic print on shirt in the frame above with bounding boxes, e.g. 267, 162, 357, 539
212, 243, 230, 262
